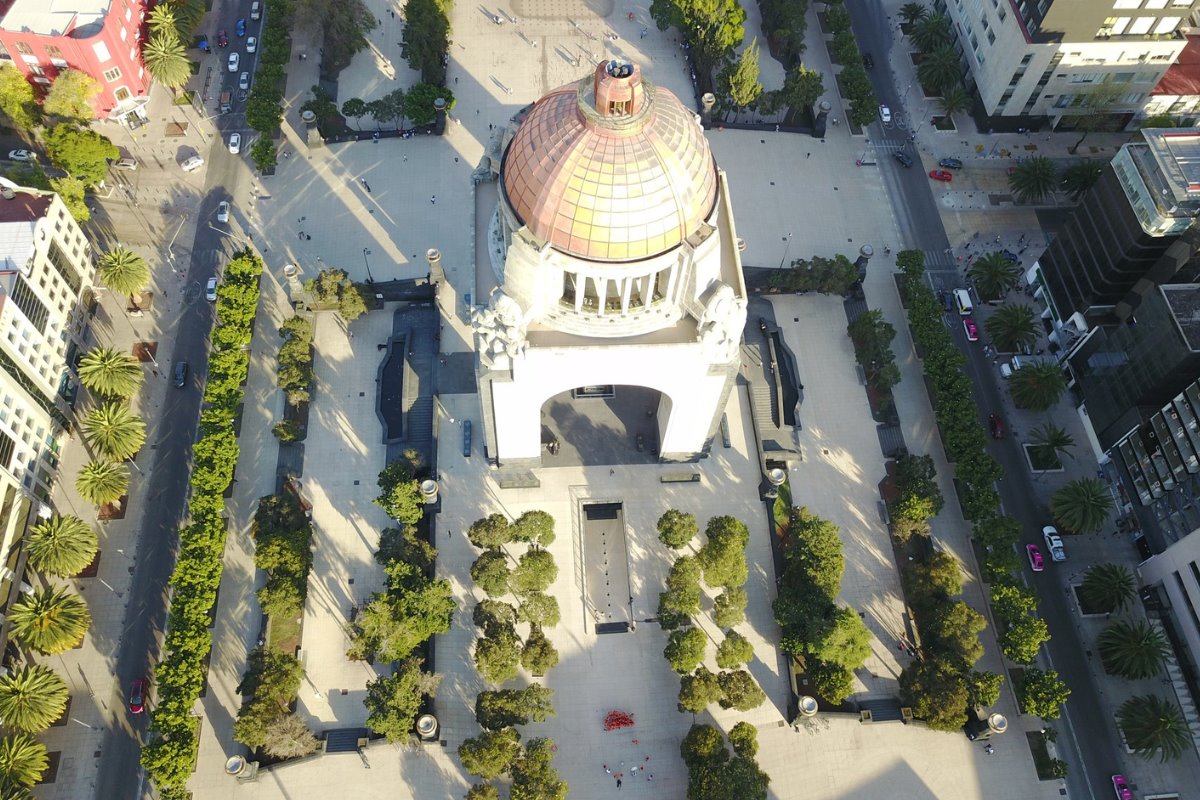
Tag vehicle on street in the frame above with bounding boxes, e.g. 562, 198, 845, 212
953, 288, 973, 315
1111, 775, 1133, 800
893, 151, 913, 168
862, 52, 874, 69
220, 90, 232, 113
988, 413, 1004, 439
216, 201, 230, 223
236, 18, 246, 36
128, 678, 146, 714
938, 290, 953, 314
217, 30, 228, 48
999, 361, 1013, 379
1042, 526, 1067, 562
963, 318, 979, 341
181, 155, 205, 172
239, 72, 250, 90
228, 52, 239, 72
246, 36, 257, 53
173, 362, 189, 388
7, 149, 35, 162
228, 133, 241, 154
206, 277, 219, 302
251, 1, 261, 19
938, 157, 963, 169
929, 169, 953, 182
1026, 544, 1045, 573
114, 157, 138, 170
879, 104, 892, 124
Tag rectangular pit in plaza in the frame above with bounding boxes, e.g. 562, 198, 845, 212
579, 501, 634, 630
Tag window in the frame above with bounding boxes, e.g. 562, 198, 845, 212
0, 41, 10, 61
44, 44, 66, 68
103, 67, 121, 81
13, 42, 33, 57
125, 6, 132, 20
987, 29, 996, 44
1154, 16, 1181, 33
120, 27, 127, 42
1114, 0, 1142, 6
1128, 17, 1155, 34
7, 277, 49, 334
1113, 72, 1135, 82
92, 41, 110, 62
998, 7, 1006, 20
31, 76, 49, 85
1144, 0, 1168, 7
27, 64, 44, 76
45, 242, 81, 294
114, 86, 131, 102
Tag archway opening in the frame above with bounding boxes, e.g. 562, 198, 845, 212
539, 385, 666, 466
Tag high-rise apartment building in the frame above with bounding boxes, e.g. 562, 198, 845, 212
935, 0, 1196, 130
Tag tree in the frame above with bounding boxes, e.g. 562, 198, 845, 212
146, 3, 179, 37
968, 253, 1020, 301
371, 88, 407, 129
899, 3, 929, 25
468, 514, 512, 550
918, 46, 960, 92
763, 63, 823, 120
720, 39, 763, 112
364, 658, 443, 742
1010, 362, 1067, 411
517, 592, 560, 628
714, 587, 747, 628
782, 507, 844, 599
924, 600, 985, 668
401, 0, 451, 83
808, 659, 855, 704
0, 64, 39, 130
376, 525, 435, 576
938, 83, 970, 116
474, 600, 518, 636
698, 516, 749, 589
83, 403, 147, 461
985, 303, 1038, 352
680, 723, 726, 766
78, 347, 143, 400
8, 587, 91, 655
1051, 478, 1114, 533
1009, 156, 1058, 204
0, 665, 69, 732
717, 669, 765, 710
471, 551, 511, 596
657, 509, 697, 549
1000, 614, 1051, 664
1015, 668, 1071, 720
305, 268, 369, 320
1061, 160, 1103, 201
459, 728, 521, 779
899, 658, 968, 731
510, 550, 557, 595
651, 0, 746, 80
43, 69, 101, 120
1067, 82, 1126, 154
142, 32, 192, 89
476, 686, 556, 731
474, 626, 522, 684
510, 738, 568, 800
345, 581, 453, 663
465, 786, 500, 800
76, 460, 129, 507
910, 13, 951, 52
260, 713, 320, 758
521, 626, 560, 675
342, 97, 368, 129
1098, 620, 1169, 680
716, 632, 754, 669
511, 510, 555, 548
728, 722, 758, 758
665, 627, 708, 674
250, 137, 278, 173
98, 247, 151, 302
678, 666, 722, 713
375, 459, 424, 523
26, 514, 98, 577
1080, 564, 1136, 613
0, 733, 48, 793
658, 555, 702, 628
1029, 423, 1075, 470
1119, 694, 1192, 762
404, 82, 455, 126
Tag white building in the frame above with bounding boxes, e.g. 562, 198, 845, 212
474, 61, 748, 467
935, 0, 1195, 129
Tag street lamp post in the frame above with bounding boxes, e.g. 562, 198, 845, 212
166, 214, 189, 266
362, 247, 375, 284
778, 232, 794, 270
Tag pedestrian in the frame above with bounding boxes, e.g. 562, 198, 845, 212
616, 779, 622, 790
631, 739, 638, 745
647, 774, 653, 782
630, 765, 638, 773
604, 765, 611, 774
403, 154, 408, 162
454, 76, 458, 84
306, 234, 312, 241
806, 152, 811, 159
609, 468, 615, 476
431, 195, 436, 204
644, 756, 650, 763
298, 231, 304, 240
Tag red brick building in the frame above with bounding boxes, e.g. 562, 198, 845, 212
0, 0, 150, 122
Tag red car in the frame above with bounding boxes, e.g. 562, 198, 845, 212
129, 678, 146, 714
988, 413, 1004, 439
1026, 544, 1045, 573
217, 30, 228, 48
1111, 775, 1133, 800
963, 318, 979, 342
929, 169, 953, 182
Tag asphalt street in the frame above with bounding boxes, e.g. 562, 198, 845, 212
848, 3, 1119, 798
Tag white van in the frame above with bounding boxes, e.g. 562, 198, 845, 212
953, 288, 973, 316
250, 1, 261, 20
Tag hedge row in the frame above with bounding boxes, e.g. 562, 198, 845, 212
140, 249, 264, 799
244, 0, 293, 139
824, 0, 878, 127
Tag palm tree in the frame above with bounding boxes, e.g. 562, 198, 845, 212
1118, 695, 1191, 762
969, 253, 1020, 300
899, 2, 929, 25
1098, 620, 1169, 680
0, 665, 69, 732
26, 514, 99, 577
1009, 156, 1059, 204
1060, 160, 1103, 202
142, 33, 191, 90
1051, 478, 1114, 533
910, 14, 952, 53
97, 247, 150, 306
1029, 422, 1075, 470
1010, 362, 1066, 410
146, 4, 178, 38
78, 347, 142, 400
0, 733, 49, 793
82, 403, 146, 461
76, 460, 129, 507
8, 588, 91, 655
985, 303, 1038, 351
1080, 564, 1136, 613
938, 83, 970, 117
918, 46, 961, 92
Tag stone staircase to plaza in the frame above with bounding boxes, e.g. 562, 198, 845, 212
1149, 618, 1200, 749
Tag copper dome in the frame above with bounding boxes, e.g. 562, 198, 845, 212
501, 62, 718, 263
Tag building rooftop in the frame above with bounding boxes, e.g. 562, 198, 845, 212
1163, 284, 1200, 350
0, 0, 111, 38
1152, 34, 1200, 98
0, 190, 49, 273
1140, 128, 1200, 203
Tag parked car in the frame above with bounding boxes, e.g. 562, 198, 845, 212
236, 18, 246, 36
216, 201, 230, 223
217, 29, 228, 48
862, 52, 874, 69
7, 149, 35, 162
963, 318, 979, 342
181, 155, 205, 172
228, 133, 241, 154
251, 1, 262, 19
879, 104, 892, 124
246, 36, 257, 53
938, 290, 954, 314
173, 361, 189, 388
206, 277, 219, 302
929, 169, 953, 182
938, 157, 963, 169
1111, 775, 1133, 800
128, 678, 146, 714
239, 71, 250, 90
1026, 544, 1045, 573
988, 413, 1004, 439
1042, 526, 1067, 562
999, 361, 1013, 379
893, 151, 913, 168
228, 52, 239, 72
114, 157, 138, 170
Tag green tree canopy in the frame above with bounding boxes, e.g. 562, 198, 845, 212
985, 303, 1038, 351
717, 669, 766, 710
401, 0, 450, 83
475, 685, 556, 731
917, 46, 961, 92
474, 626, 522, 684
658, 554, 702, 628
468, 514, 512, 550
375, 458, 424, 523
43, 125, 117, 186
511, 510, 556, 547
1098, 620, 1169, 680
1061, 160, 1104, 201
665, 627, 709, 674
1051, 478, 1114, 533
714, 587, 748, 628
43, 69, 102, 120
98, 247, 151, 299
78, 346, 143, 399
657, 509, 698, 549
342, 97, 368, 129
510, 738, 568, 800
83, 402, 147, 461
969, 252, 1020, 301
1014, 668, 1071, 720
142, 32, 192, 89
678, 665, 722, 713
0, 64, 39, 129
1080, 563, 1135, 613
698, 515, 750, 589
651, 0, 746, 79
1118, 694, 1191, 762
404, 82, 455, 126
471, 551, 512, 596
1009, 156, 1059, 204
76, 459, 129, 507
719, 39, 763, 111
0, 665, 69, 732
763, 63, 823, 119
521, 625, 560, 675
516, 591, 560, 628
364, 658, 443, 742
0, 733, 49, 793
1010, 362, 1067, 411
459, 728, 522, 779
8, 587, 91, 655
26, 514, 98, 577
899, 657, 968, 731
715, 631, 754, 669
511, 550, 557, 596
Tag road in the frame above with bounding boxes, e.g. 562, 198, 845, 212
92, 2, 263, 797
847, 2, 1119, 799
